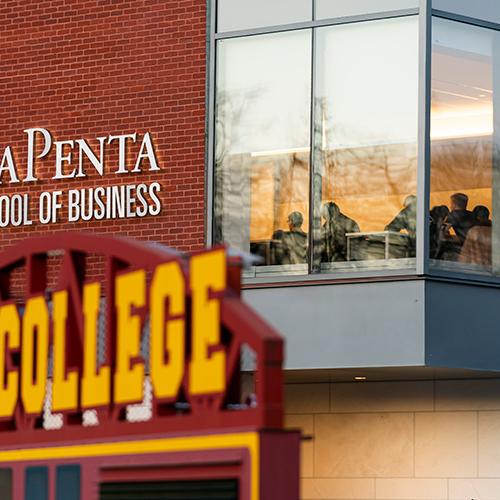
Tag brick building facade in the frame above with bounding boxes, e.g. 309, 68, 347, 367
0, 0, 206, 251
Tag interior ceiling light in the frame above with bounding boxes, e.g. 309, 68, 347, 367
250, 147, 309, 157
431, 107, 493, 140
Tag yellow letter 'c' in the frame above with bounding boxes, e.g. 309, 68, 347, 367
52, 290, 78, 412
0, 304, 20, 418
150, 261, 185, 400
21, 296, 49, 415
114, 270, 145, 405
189, 249, 226, 395
81, 282, 110, 408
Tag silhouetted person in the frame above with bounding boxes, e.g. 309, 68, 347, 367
459, 205, 492, 267
385, 195, 417, 257
272, 212, 307, 265
429, 205, 450, 259
271, 229, 285, 265
282, 211, 307, 264
440, 193, 475, 260
321, 202, 359, 262
472, 205, 491, 227
446, 193, 475, 244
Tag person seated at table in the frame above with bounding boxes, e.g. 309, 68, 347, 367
385, 194, 417, 257
320, 201, 359, 262
429, 204, 450, 259
272, 211, 307, 265
459, 205, 492, 267
472, 205, 492, 227
447, 193, 476, 244
439, 192, 475, 261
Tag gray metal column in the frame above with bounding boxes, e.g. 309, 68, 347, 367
491, 34, 500, 274
416, 0, 432, 275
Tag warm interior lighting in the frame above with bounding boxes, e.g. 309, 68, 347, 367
250, 147, 310, 157
354, 376, 367, 381
431, 107, 493, 140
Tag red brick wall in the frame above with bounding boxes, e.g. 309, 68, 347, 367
0, 0, 207, 252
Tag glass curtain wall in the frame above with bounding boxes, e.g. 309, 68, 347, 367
430, 18, 500, 277
213, 14, 419, 278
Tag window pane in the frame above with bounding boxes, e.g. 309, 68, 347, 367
316, 0, 417, 20
214, 31, 311, 278
0, 469, 12, 500
430, 18, 500, 277
313, 16, 418, 273
432, 0, 500, 26
56, 465, 81, 500
217, 0, 312, 33
25, 467, 48, 500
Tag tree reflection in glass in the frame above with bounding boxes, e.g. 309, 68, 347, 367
214, 30, 312, 277
312, 17, 419, 273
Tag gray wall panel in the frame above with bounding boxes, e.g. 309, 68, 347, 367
426, 281, 500, 371
243, 281, 425, 369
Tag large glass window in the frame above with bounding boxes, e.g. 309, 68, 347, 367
214, 31, 312, 277
213, 14, 420, 279
430, 18, 500, 277
312, 16, 419, 273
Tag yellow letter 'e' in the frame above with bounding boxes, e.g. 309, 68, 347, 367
189, 249, 226, 395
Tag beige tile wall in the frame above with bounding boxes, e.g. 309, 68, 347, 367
285, 379, 500, 500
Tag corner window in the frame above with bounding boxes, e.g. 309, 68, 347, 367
430, 18, 500, 277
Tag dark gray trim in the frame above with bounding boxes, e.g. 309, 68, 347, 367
307, 28, 316, 274
427, 268, 500, 289
244, 270, 500, 291
416, 0, 432, 275
214, 8, 419, 39
432, 9, 500, 32
244, 267, 419, 286
244, 273, 425, 290
205, 0, 217, 246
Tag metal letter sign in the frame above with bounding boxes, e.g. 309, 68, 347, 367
0, 234, 299, 500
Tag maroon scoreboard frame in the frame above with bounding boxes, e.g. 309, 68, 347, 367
0, 234, 300, 500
